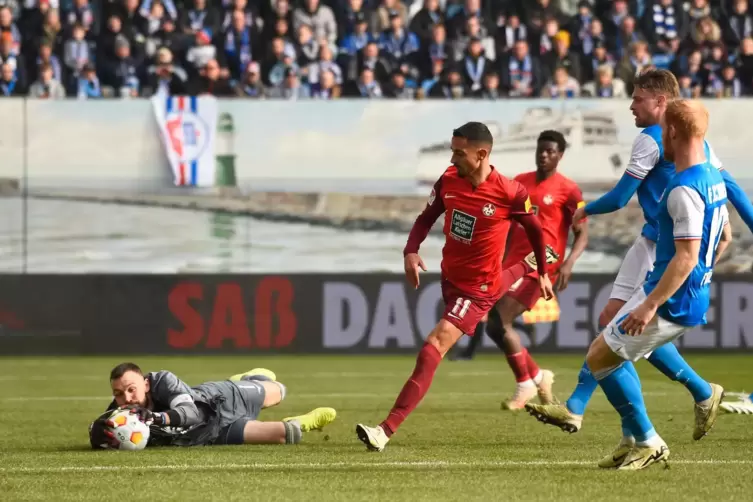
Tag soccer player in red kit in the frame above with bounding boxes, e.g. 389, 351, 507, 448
355, 122, 556, 452
487, 130, 589, 410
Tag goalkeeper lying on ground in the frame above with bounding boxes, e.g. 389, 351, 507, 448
89, 362, 336, 448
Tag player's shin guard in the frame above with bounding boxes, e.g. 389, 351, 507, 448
380, 343, 442, 437
594, 364, 658, 446
283, 420, 302, 444
647, 343, 712, 402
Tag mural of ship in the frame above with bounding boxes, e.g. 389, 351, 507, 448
416, 106, 633, 187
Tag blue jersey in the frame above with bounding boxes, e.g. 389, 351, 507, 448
643, 162, 729, 327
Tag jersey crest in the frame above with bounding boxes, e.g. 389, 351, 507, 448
482, 203, 496, 216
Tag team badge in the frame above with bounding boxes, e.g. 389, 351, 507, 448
543, 194, 553, 205
428, 189, 435, 206
482, 203, 496, 216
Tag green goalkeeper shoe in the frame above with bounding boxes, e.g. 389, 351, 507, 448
283, 407, 337, 432
229, 368, 277, 382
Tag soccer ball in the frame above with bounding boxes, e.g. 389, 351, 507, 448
105, 409, 150, 451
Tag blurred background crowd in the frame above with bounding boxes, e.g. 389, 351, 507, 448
1, 0, 752, 99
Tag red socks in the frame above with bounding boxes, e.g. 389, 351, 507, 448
506, 351, 530, 383
380, 343, 442, 437
506, 348, 541, 383
525, 349, 541, 380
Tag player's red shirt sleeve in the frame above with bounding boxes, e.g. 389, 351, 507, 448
403, 176, 446, 256
509, 182, 547, 275
565, 183, 587, 226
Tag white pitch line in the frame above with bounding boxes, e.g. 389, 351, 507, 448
1, 459, 751, 475
1, 391, 674, 402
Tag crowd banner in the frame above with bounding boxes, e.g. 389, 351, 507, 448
0, 99, 751, 193
151, 95, 218, 187
0, 274, 752, 355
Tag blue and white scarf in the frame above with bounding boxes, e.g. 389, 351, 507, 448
508, 55, 532, 88
225, 27, 252, 70
652, 4, 677, 39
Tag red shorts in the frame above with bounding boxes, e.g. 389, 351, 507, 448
505, 271, 557, 310
441, 280, 498, 335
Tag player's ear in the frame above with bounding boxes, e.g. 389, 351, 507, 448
144, 378, 150, 393
477, 146, 489, 161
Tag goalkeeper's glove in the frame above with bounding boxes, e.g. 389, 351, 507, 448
128, 406, 165, 426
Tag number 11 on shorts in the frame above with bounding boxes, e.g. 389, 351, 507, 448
451, 298, 472, 318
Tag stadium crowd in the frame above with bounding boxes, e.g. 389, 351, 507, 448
0, 0, 752, 98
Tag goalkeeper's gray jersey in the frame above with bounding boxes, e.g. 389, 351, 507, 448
145, 371, 265, 446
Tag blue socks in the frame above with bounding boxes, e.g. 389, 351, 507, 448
647, 343, 712, 403
566, 359, 642, 416
596, 364, 657, 443
566, 360, 598, 415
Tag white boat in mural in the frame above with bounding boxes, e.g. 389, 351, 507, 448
416, 106, 633, 186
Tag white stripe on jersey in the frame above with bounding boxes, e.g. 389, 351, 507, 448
625, 133, 660, 180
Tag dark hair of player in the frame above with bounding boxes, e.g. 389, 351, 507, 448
452, 122, 494, 147
537, 130, 567, 152
110, 362, 143, 381
633, 68, 680, 99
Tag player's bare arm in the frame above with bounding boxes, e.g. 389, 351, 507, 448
557, 210, 589, 292
714, 220, 732, 265
403, 177, 446, 288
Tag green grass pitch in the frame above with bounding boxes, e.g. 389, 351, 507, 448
0, 354, 751, 501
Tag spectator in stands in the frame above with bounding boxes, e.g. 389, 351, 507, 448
543, 64, 580, 97
0, 30, 25, 88
460, 36, 492, 93
531, 16, 560, 56
180, 0, 219, 37
65, 0, 98, 38
524, 0, 564, 32
144, 47, 188, 96
497, 12, 527, 56
0, 6, 20, 52
308, 43, 343, 85
726, 0, 753, 48
370, 0, 407, 37
222, 8, 254, 81
64, 23, 91, 90
102, 35, 140, 97
28, 62, 65, 98
266, 65, 310, 98
678, 72, 700, 97
32, 39, 62, 85
296, 23, 320, 67
601, 0, 630, 41
410, 0, 443, 46
235, 60, 264, 97
416, 22, 447, 77
77, 63, 102, 98
738, 37, 753, 92
582, 39, 615, 82
543, 30, 582, 83
346, 66, 382, 97
378, 10, 419, 60
337, 0, 369, 41
293, 0, 337, 46
310, 67, 340, 97
190, 58, 233, 95
339, 12, 371, 56
614, 15, 641, 59
453, 13, 494, 61
418, 56, 444, 96
355, 40, 391, 83
713, 63, 743, 97
474, 70, 500, 99
582, 63, 627, 97
641, 0, 687, 51
384, 68, 414, 98
501, 39, 543, 97
0, 60, 22, 96
429, 67, 465, 98
687, 15, 723, 58
616, 39, 652, 92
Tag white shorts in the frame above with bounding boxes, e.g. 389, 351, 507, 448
604, 288, 689, 362
610, 236, 656, 301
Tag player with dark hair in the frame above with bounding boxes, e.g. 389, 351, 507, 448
487, 130, 589, 410
355, 121, 558, 452
89, 363, 336, 448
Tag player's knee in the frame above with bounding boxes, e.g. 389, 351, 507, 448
261, 381, 285, 408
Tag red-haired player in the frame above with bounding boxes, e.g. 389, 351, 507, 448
489, 130, 589, 410
355, 122, 557, 452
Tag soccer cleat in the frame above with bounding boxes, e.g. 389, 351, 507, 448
693, 383, 724, 440
283, 407, 337, 432
535, 369, 557, 405
525, 403, 583, 433
228, 368, 277, 382
524, 245, 560, 271
355, 424, 390, 452
598, 437, 636, 469
617, 443, 670, 471
501, 384, 538, 410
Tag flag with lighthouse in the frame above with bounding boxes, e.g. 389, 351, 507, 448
152, 95, 218, 187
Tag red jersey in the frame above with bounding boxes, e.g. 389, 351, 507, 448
405, 166, 533, 298
502, 171, 585, 275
